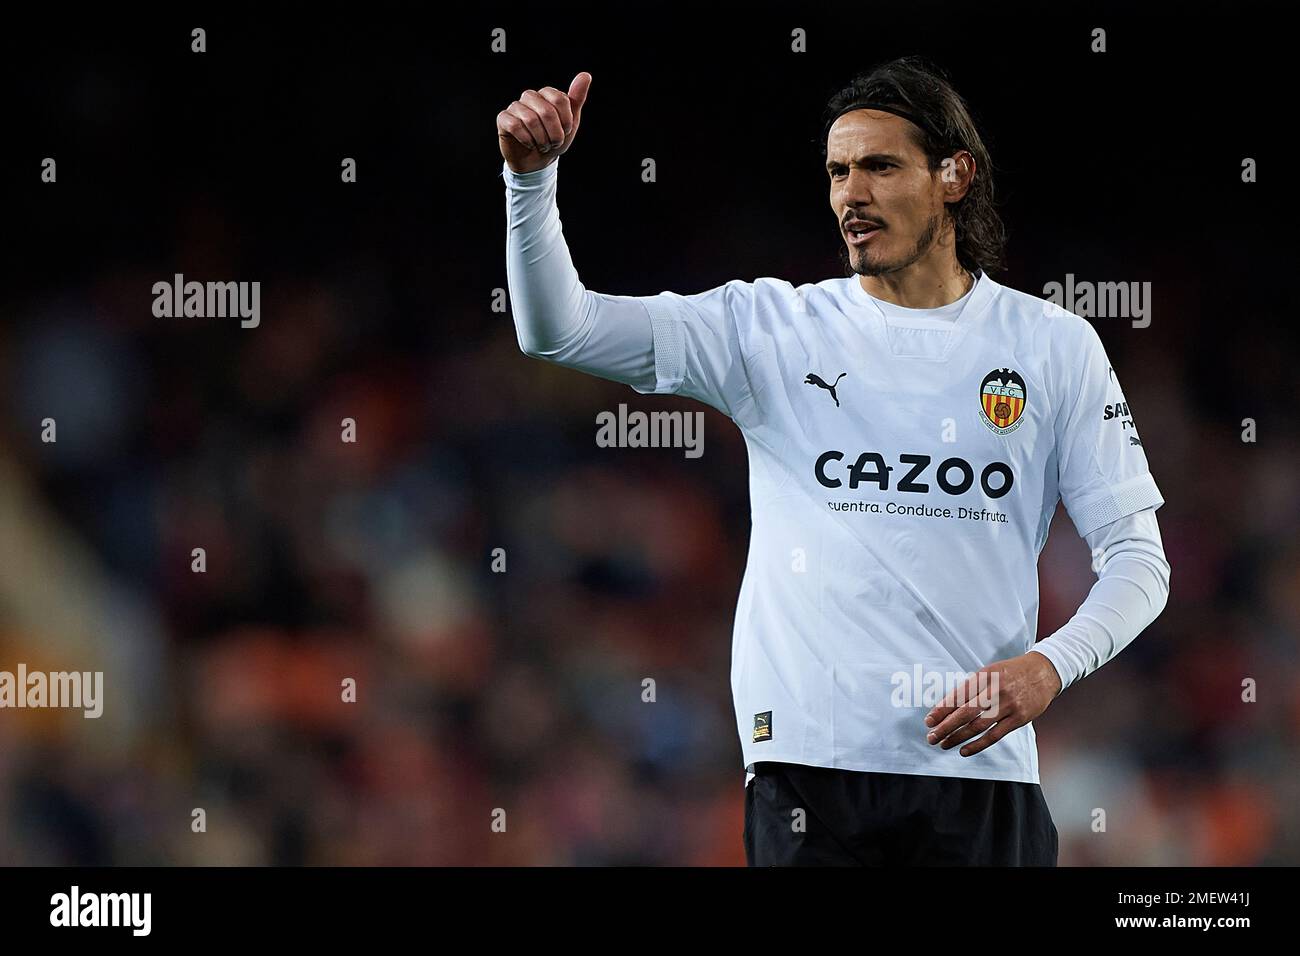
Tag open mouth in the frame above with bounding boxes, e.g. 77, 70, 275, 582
845, 222, 882, 245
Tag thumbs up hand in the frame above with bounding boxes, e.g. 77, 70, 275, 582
497, 72, 592, 174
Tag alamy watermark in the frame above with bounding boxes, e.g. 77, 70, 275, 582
596, 403, 704, 459
890, 664, 1000, 713
1041, 274, 1151, 328
152, 273, 260, 328
50, 886, 150, 936
0, 664, 103, 718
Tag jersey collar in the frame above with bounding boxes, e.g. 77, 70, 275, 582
847, 269, 1001, 361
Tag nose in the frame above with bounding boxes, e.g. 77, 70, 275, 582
838, 171, 874, 214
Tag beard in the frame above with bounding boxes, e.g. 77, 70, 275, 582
840, 208, 945, 278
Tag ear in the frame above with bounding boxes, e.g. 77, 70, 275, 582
942, 150, 976, 203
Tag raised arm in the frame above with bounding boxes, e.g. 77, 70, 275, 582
498, 73, 758, 414
502, 157, 660, 389
498, 73, 657, 391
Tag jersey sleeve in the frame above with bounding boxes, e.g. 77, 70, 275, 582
636, 280, 758, 418
1030, 507, 1170, 692
503, 157, 756, 416
1053, 319, 1165, 537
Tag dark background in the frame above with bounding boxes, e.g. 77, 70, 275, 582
1, 2, 1295, 864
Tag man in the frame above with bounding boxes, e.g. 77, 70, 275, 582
497, 56, 1170, 866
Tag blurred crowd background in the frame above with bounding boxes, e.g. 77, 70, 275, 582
1, 7, 1295, 865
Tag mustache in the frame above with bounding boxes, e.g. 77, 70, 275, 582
843, 216, 885, 229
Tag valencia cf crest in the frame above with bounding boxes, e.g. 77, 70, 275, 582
978, 368, 1027, 435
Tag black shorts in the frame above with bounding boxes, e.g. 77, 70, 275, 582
743, 761, 1058, 866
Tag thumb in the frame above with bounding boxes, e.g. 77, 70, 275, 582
567, 71, 592, 119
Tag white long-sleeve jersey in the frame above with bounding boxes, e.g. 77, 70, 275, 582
503, 157, 1170, 784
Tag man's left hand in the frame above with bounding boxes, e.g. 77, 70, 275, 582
923, 651, 1063, 757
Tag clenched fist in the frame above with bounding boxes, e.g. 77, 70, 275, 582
497, 72, 591, 174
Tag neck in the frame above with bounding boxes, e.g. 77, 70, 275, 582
858, 259, 973, 309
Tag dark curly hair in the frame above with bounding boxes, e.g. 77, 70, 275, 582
820, 55, 1006, 276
